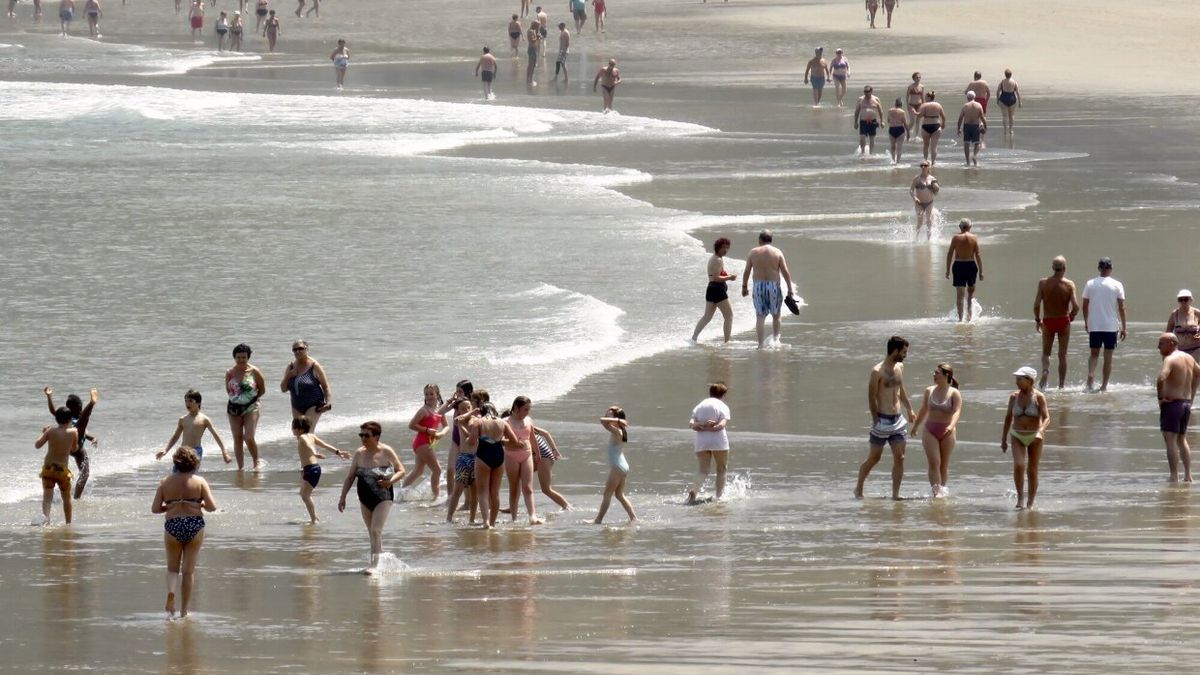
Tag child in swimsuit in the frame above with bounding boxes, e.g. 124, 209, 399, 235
292, 417, 349, 524
36, 406, 79, 525
152, 447, 217, 619
594, 406, 636, 524
400, 384, 446, 500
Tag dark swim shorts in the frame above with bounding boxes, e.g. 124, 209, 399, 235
951, 260, 978, 288
1161, 400, 1191, 434
705, 281, 729, 304
962, 123, 982, 143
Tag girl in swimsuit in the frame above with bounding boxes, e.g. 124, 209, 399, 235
445, 397, 479, 523
1001, 367, 1049, 510
592, 0, 604, 33
226, 343, 267, 470
691, 236, 737, 343
338, 421, 405, 571
912, 364, 962, 498
504, 396, 543, 525
401, 384, 447, 500
594, 406, 637, 524
467, 391, 523, 528
909, 161, 939, 241
152, 447, 217, 619
1166, 291, 1200, 355
281, 339, 332, 431
533, 423, 572, 511
997, 68, 1021, 136
440, 380, 473, 500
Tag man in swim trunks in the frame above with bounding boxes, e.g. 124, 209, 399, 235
59, 0, 75, 36
853, 85, 884, 156
188, 0, 204, 39
1082, 257, 1127, 392
592, 58, 620, 112
740, 230, 795, 349
956, 90, 987, 167
965, 71, 991, 113
476, 46, 498, 99
525, 20, 541, 86
535, 6, 549, 57
37, 407, 79, 524
855, 336, 915, 500
44, 386, 98, 499
1034, 255, 1080, 389
802, 47, 829, 106
945, 218, 984, 322
1157, 333, 1200, 482
552, 22, 570, 84
508, 14, 522, 57
570, 0, 586, 31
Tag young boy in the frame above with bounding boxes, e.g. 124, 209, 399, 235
36, 407, 80, 525
157, 390, 231, 466
292, 417, 349, 523
44, 386, 98, 499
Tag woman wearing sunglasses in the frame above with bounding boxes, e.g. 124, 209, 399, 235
338, 421, 405, 572
281, 339, 332, 432
1165, 290, 1200, 357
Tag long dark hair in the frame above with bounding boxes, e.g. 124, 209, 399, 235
936, 363, 959, 388
608, 406, 627, 442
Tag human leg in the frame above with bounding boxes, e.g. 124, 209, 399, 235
687, 451, 712, 503
505, 454, 521, 521
713, 450, 729, 499
519, 456, 540, 523
922, 429, 941, 495
614, 476, 637, 521
1011, 441, 1028, 509
1025, 439, 1043, 508
1101, 348, 1114, 391
594, 468, 620, 523
1056, 328, 1070, 389
938, 433, 955, 488
536, 459, 571, 509
692, 302, 717, 341
854, 444, 884, 498
1039, 331, 1054, 389
300, 481, 318, 523
889, 439, 906, 500
164, 534, 183, 617
178, 533, 205, 617
71, 448, 90, 499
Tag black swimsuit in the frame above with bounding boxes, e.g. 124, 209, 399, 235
477, 435, 504, 469
356, 467, 394, 511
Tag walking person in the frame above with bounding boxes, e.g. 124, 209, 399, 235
337, 421, 405, 572
687, 383, 732, 504
997, 68, 1022, 137
1000, 367, 1049, 510
1157, 333, 1200, 483
594, 406, 636, 524
741, 230, 797, 349
917, 91, 945, 164
330, 39, 349, 89
532, 424, 571, 511
503, 396, 543, 525
43, 386, 98, 499
151, 448, 217, 619
225, 343, 266, 470
945, 218, 983, 321
803, 47, 828, 106
36, 407, 79, 525
281, 339, 332, 431
400, 384, 447, 500
690, 237, 737, 343
593, 58, 621, 112
292, 417, 349, 524
1081, 257, 1127, 392
476, 46, 497, 99
854, 336, 916, 500
1033, 256, 1079, 390
910, 160, 939, 241
156, 390, 231, 467
911, 364, 961, 498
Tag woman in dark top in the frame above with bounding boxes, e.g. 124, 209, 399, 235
281, 339, 332, 431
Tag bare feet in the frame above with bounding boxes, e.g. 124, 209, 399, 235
592, 517, 603, 524
529, 517, 544, 525
165, 592, 176, 620
686, 491, 698, 505
853, 487, 864, 499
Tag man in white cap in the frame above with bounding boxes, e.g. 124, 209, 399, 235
1157, 333, 1200, 482
1081, 257, 1126, 392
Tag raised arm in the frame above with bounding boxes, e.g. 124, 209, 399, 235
44, 387, 56, 416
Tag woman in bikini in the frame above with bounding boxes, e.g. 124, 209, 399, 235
905, 72, 924, 136
912, 364, 962, 498
830, 48, 850, 107
691, 236, 737, 343
917, 90, 946, 164
503, 396, 543, 525
909, 160, 939, 241
1001, 367, 1050, 510
152, 447, 217, 619
401, 384, 447, 500
997, 68, 1022, 137
280, 339, 332, 431
337, 421, 405, 571
226, 343, 267, 470
445, 397, 478, 523
1165, 290, 1200, 357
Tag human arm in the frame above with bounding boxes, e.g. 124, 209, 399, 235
741, 257, 753, 296
974, 242, 984, 280
337, 453, 358, 512
592, 70, 600, 91
853, 100, 862, 128
44, 387, 55, 415
803, 61, 811, 83
1081, 297, 1091, 333
381, 447, 408, 485
1167, 310, 1178, 334
956, 109, 963, 134
1157, 360, 1170, 401
944, 243, 953, 279
313, 435, 351, 459
200, 479, 218, 512
1067, 281, 1080, 320
780, 257, 795, 298
252, 367, 267, 400
475, 59, 481, 76
912, 389, 930, 431
1000, 394, 1014, 451
35, 427, 51, 449
947, 390, 963, 432
898, 372, 915, 423
1191, 361, 1200, 401
156, 419, 185, 460
1033, 283, 1044, 332
204, 418, 231, 463
1015, 84, 1021, 107
280, 361, 295, 393
312, 361, 332, 410
867, 371, 880, 423
1118, 298, 1127, 341
151, 483, 166, 514
533, 426, 562, 459
1036, 392, 1050, 434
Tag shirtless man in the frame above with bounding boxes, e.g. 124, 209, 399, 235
740, 230, 795, 349
1033, 256, 1080, 389
956, 90, 987, 167
945, 219, 984, 321
525, 21, 541, 85
552, 22, 570, 84
59, 0, 75, 36
592, 58, 620, 112
37, 408, 80, 524
476, 46, 498, 99
886, 98, 908, 163
853, 85, 884, 156
917, 91, 946, 164
44, 386, 98, 499
1157, 333, 1200, 482
507, 14, 522, 58
156, 390, 231, 466
965, 71, 991, 114
855, 336, 916, 500
802, 47, 829, 106
535, 6, 549, 57
905, 72, 924, 136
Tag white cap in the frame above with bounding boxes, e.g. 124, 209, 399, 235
1012, 366, 1038, 380
1179, 289, 1193, 299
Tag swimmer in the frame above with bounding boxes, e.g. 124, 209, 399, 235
43, 386, 98, 499
594, 406, 637, 524
883, 0, 897, 27
855, 336, 916, 501
215, 11, 228, 51
36, 407, 79, 525
593, 58, 620, 112
526, 20, 541, 85
909, 161, 939, 241
905, 72, 924, 136
691, 236, 738, 343
226, 343, 267, 470
477, 46, 498, 99
803, 47, 829, 106
830, 48, 850, 106
552, 22, 570, 84
956, 91, 987, 167
1082, 257, 1127, 392
400, 384, 447, 500
945, 219, 984, 321
263, 9, 280, 52
281, 339, 333, 430
532, 423, 571, 510
58, 0, 74, 35
886, 98, 908, 163
911, 364, 961, 498
508, 14, 522, 58
152, 448, 217, 619
330, 39, 350, 89
337, 421, 405, 571
1033, 256, 1079, 389
1165, 290, 1200, 358
916, 91, 946, 164
156, 390, 231, 467
687, 383, 732, 504
997, 69, 1022, 137
291, 417, 350, 524
853, 85, 884, 156
965, 70, 991, 114
1000, 367, 1049, 510
188, 0, 203, 39
503, 397, 543, 525
741, 230, 796, 349
1157, 333, 1200, 482
83, 0, 99, 37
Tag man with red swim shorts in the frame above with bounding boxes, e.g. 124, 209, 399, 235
1034, 256, 1079, 390
966, 70, 991, 113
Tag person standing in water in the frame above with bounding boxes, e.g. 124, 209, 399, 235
829, 48, 850, 107
36, 407, 79, 525
866, 0, 879, 28
1081, 257, 1127, 393
909, 160, 939, 241
997, 69, 1022, 137
905, 72, 924, 136
592, 0, 605, 33
525, 20, 542, 86
215, 11, 229, 50
156, 390, 231, 466
911, 363, 961, 498
945, 218, 984, 321
401, 384, 447, 500
254, 0, 267, 32
152, 447, 217, 619
226, 343, 266, 470
1157, 333, 1200, 483
188, 0, 204, 39
691, 236, 737, 344
476, 46, 498, 99
337, 421, 405, 572
741, 230, 796, 349
552, 22, 570, 84
853, 85, 884, 156
886, 98, 908, 163
593, 58, 621, 112
803, 47, 828, 107
1033, 256, 1079, 390
535, 5, 549, 57
855, 336, 916, 500
965, 71, 991, 114
1165, 290, 1200, 359
228, 10, 243, 51
595, 406, 636, 524
570, 0, 585, 31
44, 386, 98, 499
445, 397, 478, 523
263, 9, 280, 52
504, 397, 543, 525
305, 0, 317, 18
58, 0, 75, 36
687, 383, 732, 504
956, 90, 987, 167
507, 14, 522, 58
917, 91, 946, 164
468, 393, 524, 529
1001, 367, 1049, 510
532, 423, 571, 511
281, 339, 332, 431
291, 417, 350, 524
883, 0, 897, 27
330, 39, 349, 89
82, 0, 100, 38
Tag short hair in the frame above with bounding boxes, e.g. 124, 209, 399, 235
713, 237, 731, 252
54, 406, 74, 425
1005, 68, 1013, 77
482, 46, 490, 54
360, 421, 382, 437
864, 85, 873, 93
65, 394, 82, 414
709, 383, 729, 398
232, 343, 252, 358
512, 13, 518, 19
173, 447, 201, 473
185, 389, 202, 406
894, 98, 903, 107
558, 22, 566, 28
959, 219, 971, 231
292, 417, 311, 433
886, 336, 909, 355
1051, 256, 1066, 271
758, 230, 773, 244
974, 71, 982, 79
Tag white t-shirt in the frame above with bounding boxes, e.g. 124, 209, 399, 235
691, 397, 731, 452
1082, 276, 1126, 332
